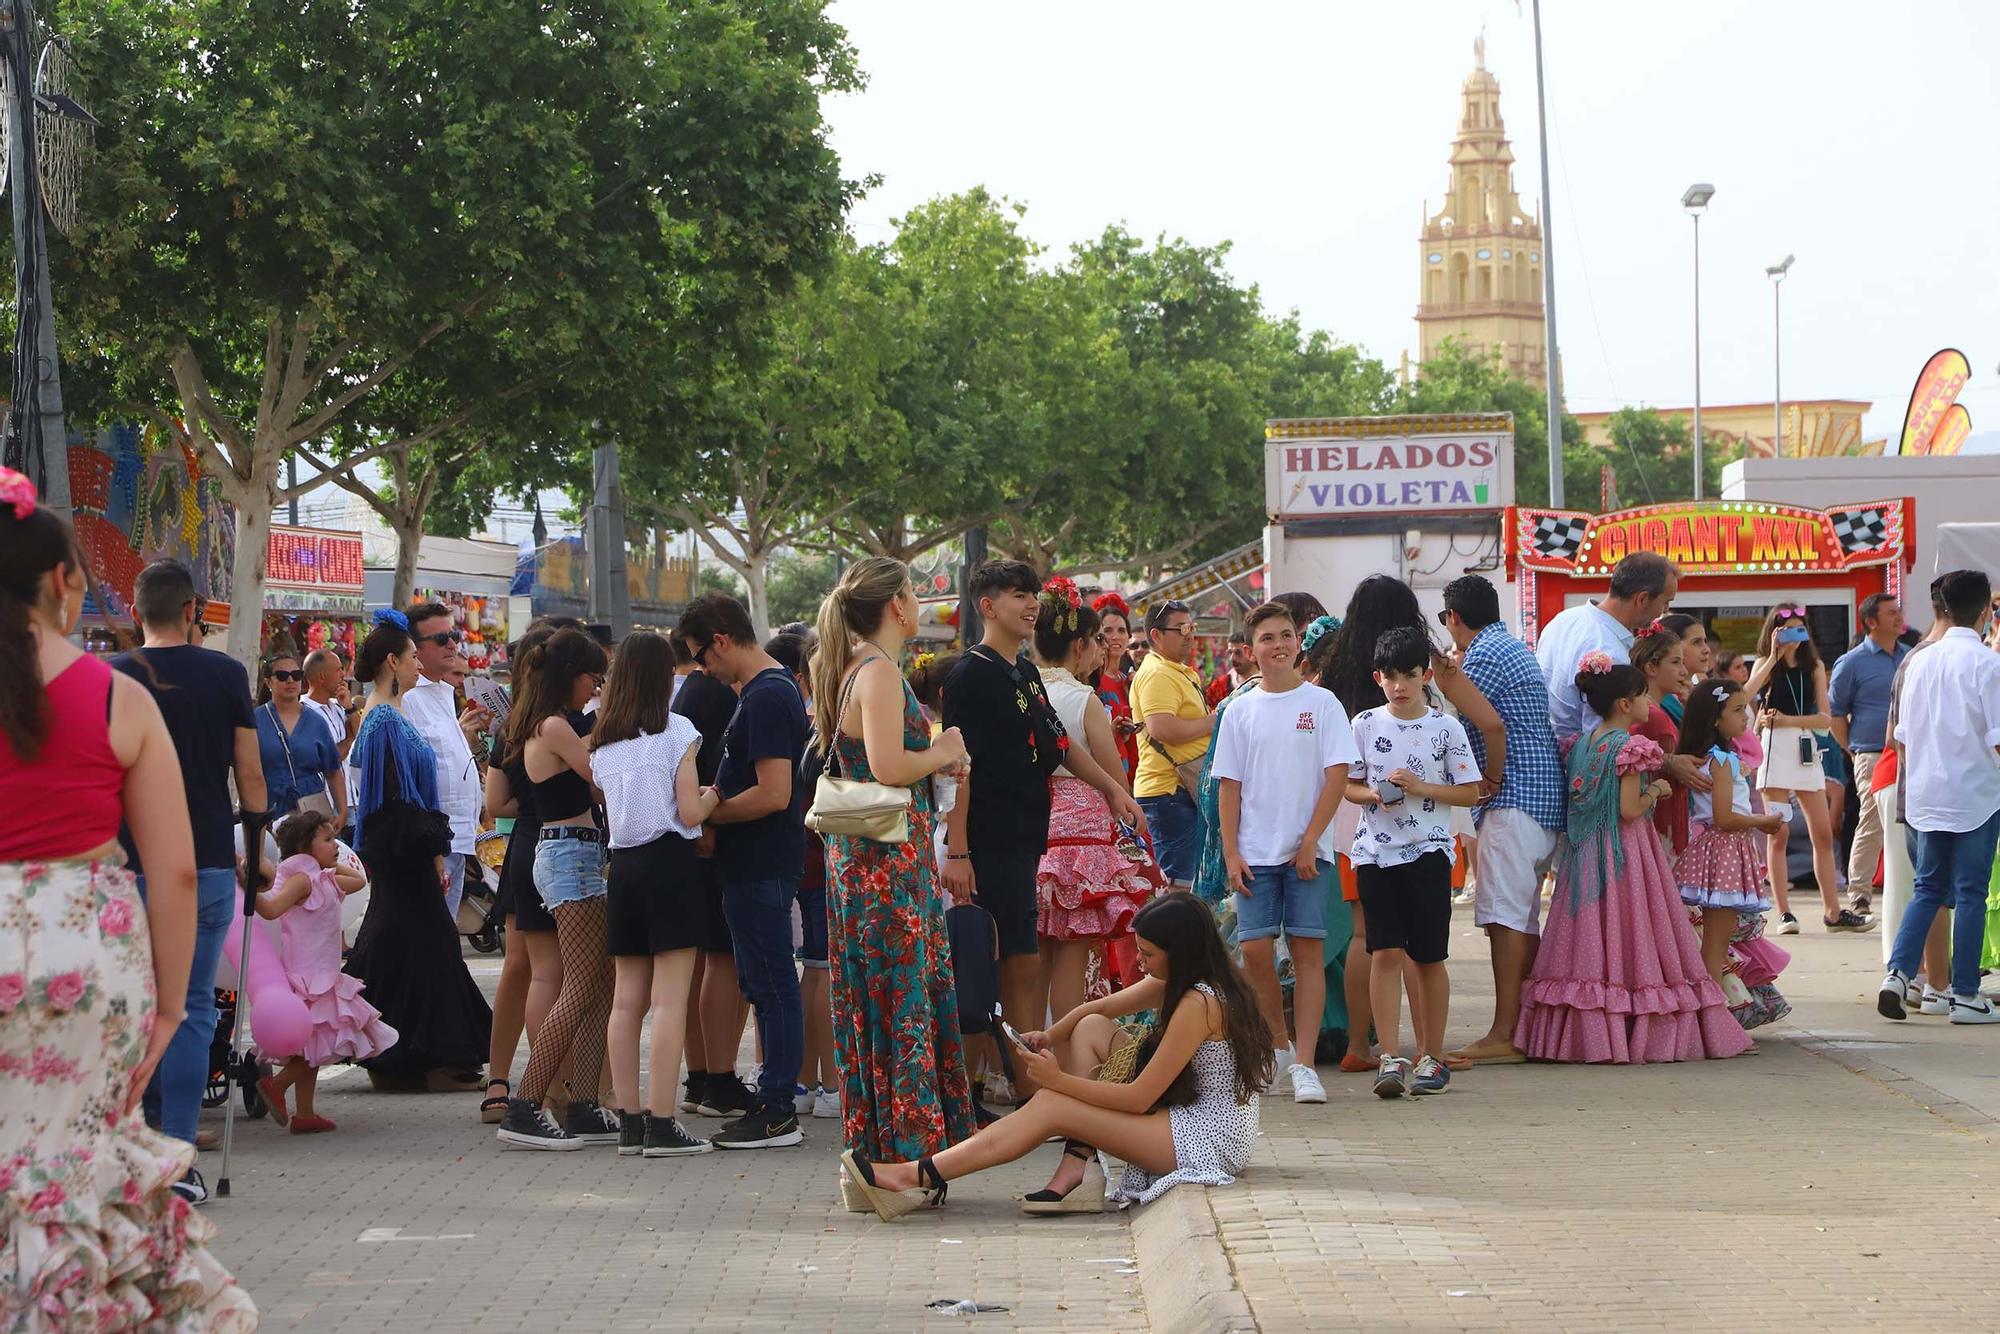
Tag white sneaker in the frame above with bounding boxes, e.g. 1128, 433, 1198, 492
1948, 994, 2000, 1025
1919, 986, 1952, 1016
793, 1084, 814, 1115
1776, 913, 1800, 936
811, 1086, 841, 1119
1269, 1048, 1294, 1094
1289, 1063, 1327, 1104
1877, 969, 1913, 1021
983, 1074, 1017, 1107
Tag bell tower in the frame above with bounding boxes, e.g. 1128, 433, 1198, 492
1416, 37, 1547, 387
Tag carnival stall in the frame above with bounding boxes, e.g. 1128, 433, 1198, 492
262, 525, 366, 663
1507, 498, 1914, 661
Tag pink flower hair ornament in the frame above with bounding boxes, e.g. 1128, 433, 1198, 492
1577, 649, 1616, 676
0, 466, 36, 521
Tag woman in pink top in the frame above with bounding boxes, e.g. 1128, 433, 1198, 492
0, 467, 255, 1329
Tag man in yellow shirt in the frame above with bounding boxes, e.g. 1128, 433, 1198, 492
1130, 599, 1215, 885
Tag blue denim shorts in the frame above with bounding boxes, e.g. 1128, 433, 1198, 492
533, 834, 606, 909
1138, 790, 1203, 883
1235, 860, 1333, 942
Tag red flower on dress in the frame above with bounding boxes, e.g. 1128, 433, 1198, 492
45, 971, 85, 1011
98, 898, 135, 937
27, 1182, 66, 1217
0, 972, 23, 1012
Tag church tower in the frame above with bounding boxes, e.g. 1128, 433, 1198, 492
1416, 38, 1546, 387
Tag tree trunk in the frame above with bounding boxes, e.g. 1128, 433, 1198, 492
391, 511, 424, 609
743, 552, 772, 641
224, 474, 275, 672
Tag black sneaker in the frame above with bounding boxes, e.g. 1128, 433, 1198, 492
563, 1100, 623, 1146
496, 1097, 585, 1151
617, 1110, 646, 1156
171, 1168, 210, 1207
679, 1072, 707, 1115
1825, 909, 1876, 933
642, 1113, 713, 1157
711, 1106, 804, 1150
695, 1073, 757, 1118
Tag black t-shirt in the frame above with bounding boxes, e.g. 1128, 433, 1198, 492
112, 644, 255, 871
715, 667, 810, 883
942, 649, 1062, 856
671, 669, 736, 785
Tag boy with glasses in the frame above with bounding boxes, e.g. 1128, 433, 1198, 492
1131, 599, 1214, 885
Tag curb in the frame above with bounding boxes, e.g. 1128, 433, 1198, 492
1785, 1027, 2000, 1146
1131, 1186, 1257, 1334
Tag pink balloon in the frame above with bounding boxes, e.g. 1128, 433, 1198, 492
221, 898, 310, 1059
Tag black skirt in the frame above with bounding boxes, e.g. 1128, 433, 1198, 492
606, 830, 703, 956
497, 819, 556, 932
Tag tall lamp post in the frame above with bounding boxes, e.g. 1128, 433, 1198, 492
1766, 254, 1794, 457
1530, 0, 1564, 507
1681, 183, 1715, 499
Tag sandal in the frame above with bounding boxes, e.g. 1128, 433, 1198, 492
840, 1149, 919, 1222
1022, 1140, 1104, 1215
257, 1075, 290, 1128
916, 1154, 950, 1210
480, 1079, 511, 1125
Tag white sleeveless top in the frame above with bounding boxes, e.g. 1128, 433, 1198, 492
591, 714, 703, 848
1039, 667, 1096, 779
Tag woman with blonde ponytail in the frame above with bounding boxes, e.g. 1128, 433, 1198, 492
810, 557, 976, 1203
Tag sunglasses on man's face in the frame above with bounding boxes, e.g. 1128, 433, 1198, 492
419, 632, 460, 648
268, 669, 305, 683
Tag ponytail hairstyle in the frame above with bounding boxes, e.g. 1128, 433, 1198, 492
503, 627, 607, 765
1676, 678, 1741, 759
355, 611, 413, 688
810, 555, 909, 743
0, 467, 80, 761
1574, 652, 1648, 725
1032, 576, 1098, 665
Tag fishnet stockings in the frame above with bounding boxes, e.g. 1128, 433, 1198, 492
518, 896, 614, 1104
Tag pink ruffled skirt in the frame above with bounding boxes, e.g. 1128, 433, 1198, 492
1677, 826, 1771, 913
1516, 821, 1752, 1064
289, 969, 399, 1067
1037, 778, 1163, 941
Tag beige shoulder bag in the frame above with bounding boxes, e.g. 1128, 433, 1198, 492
805, 657, 912, 843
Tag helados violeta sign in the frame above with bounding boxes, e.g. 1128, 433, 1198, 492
1265, 413, 1513, 520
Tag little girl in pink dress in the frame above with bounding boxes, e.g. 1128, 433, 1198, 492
257, 810, 398, 1131
1516, 656, 1750, 1064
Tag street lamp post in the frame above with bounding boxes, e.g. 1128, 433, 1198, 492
1681, 183, 1715, 499
1766, 254, 1794, 457
1530, 0, 1565, 508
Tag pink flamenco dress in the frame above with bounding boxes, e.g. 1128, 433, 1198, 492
1038, 777, 1164, 941
1515, 730, 1752, 1064
275, 854, 398, 1065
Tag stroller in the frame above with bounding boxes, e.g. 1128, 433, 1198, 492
458, 832, 506, 954
202, 985, 268, 1120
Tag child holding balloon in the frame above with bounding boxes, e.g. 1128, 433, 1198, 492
256, 810, 398, 1131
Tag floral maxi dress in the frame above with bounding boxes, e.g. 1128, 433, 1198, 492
1, 857, 258, 1330
824, 676, 977, 1161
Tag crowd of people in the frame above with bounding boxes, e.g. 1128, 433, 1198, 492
9, 448, 2000, 1311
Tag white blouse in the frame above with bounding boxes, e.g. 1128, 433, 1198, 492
591, 715, 703, 849
1040, 667, 1097, 780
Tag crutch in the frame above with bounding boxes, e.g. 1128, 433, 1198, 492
216, 814, 269, 1198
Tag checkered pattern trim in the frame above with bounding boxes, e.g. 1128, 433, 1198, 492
1826, 508, 1890, 555
1528, 513, 1589, 561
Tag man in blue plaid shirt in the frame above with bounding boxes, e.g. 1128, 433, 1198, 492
1437, 575, 1565, 1065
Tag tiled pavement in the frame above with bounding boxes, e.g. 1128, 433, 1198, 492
193, 913, 1998, 1331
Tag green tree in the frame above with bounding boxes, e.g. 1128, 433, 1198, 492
1395, 341, 1594, 509
50, 0, 857, 664
764, 551, 840, 629
1599, 407, 1738, 506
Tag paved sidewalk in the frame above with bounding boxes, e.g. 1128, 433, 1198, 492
197, 954, 1144, 1333
1197, 912, 2000, 1332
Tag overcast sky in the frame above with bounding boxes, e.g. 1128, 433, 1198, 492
825, 0, 2000, 453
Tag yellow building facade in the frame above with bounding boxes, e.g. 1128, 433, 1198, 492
1571, 400, 1883, 459
1416, 41, 1546, 387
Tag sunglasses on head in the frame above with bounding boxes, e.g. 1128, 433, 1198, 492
267, 669, 305, 683
1773, 605, 1805, 620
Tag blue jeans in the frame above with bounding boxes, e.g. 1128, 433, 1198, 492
137, 867, 238, 1144
1890, 810, 2000, 998
722, 876, 803, 1115
1139, 790, 1204, 884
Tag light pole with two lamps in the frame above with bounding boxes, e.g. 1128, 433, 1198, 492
1766, 254, 1795, 457
1682, 183, 1715, 498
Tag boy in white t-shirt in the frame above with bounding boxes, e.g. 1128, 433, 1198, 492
1344, 627, 1481, 1100
1213, 600, 1360, 1105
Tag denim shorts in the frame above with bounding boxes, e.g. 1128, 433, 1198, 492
1235, 860, 1333, 941
1138, 790, 1203, 883
533, 834, 606, 909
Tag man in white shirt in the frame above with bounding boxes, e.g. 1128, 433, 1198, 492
301, 649, 356, 833
1213, 601, 1359, 1105
1535, 552, 1679, 739
1879, 570, 2000, 1024
403, 602, 491, 919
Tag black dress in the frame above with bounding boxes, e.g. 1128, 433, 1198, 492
343, 768, 492, 1080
